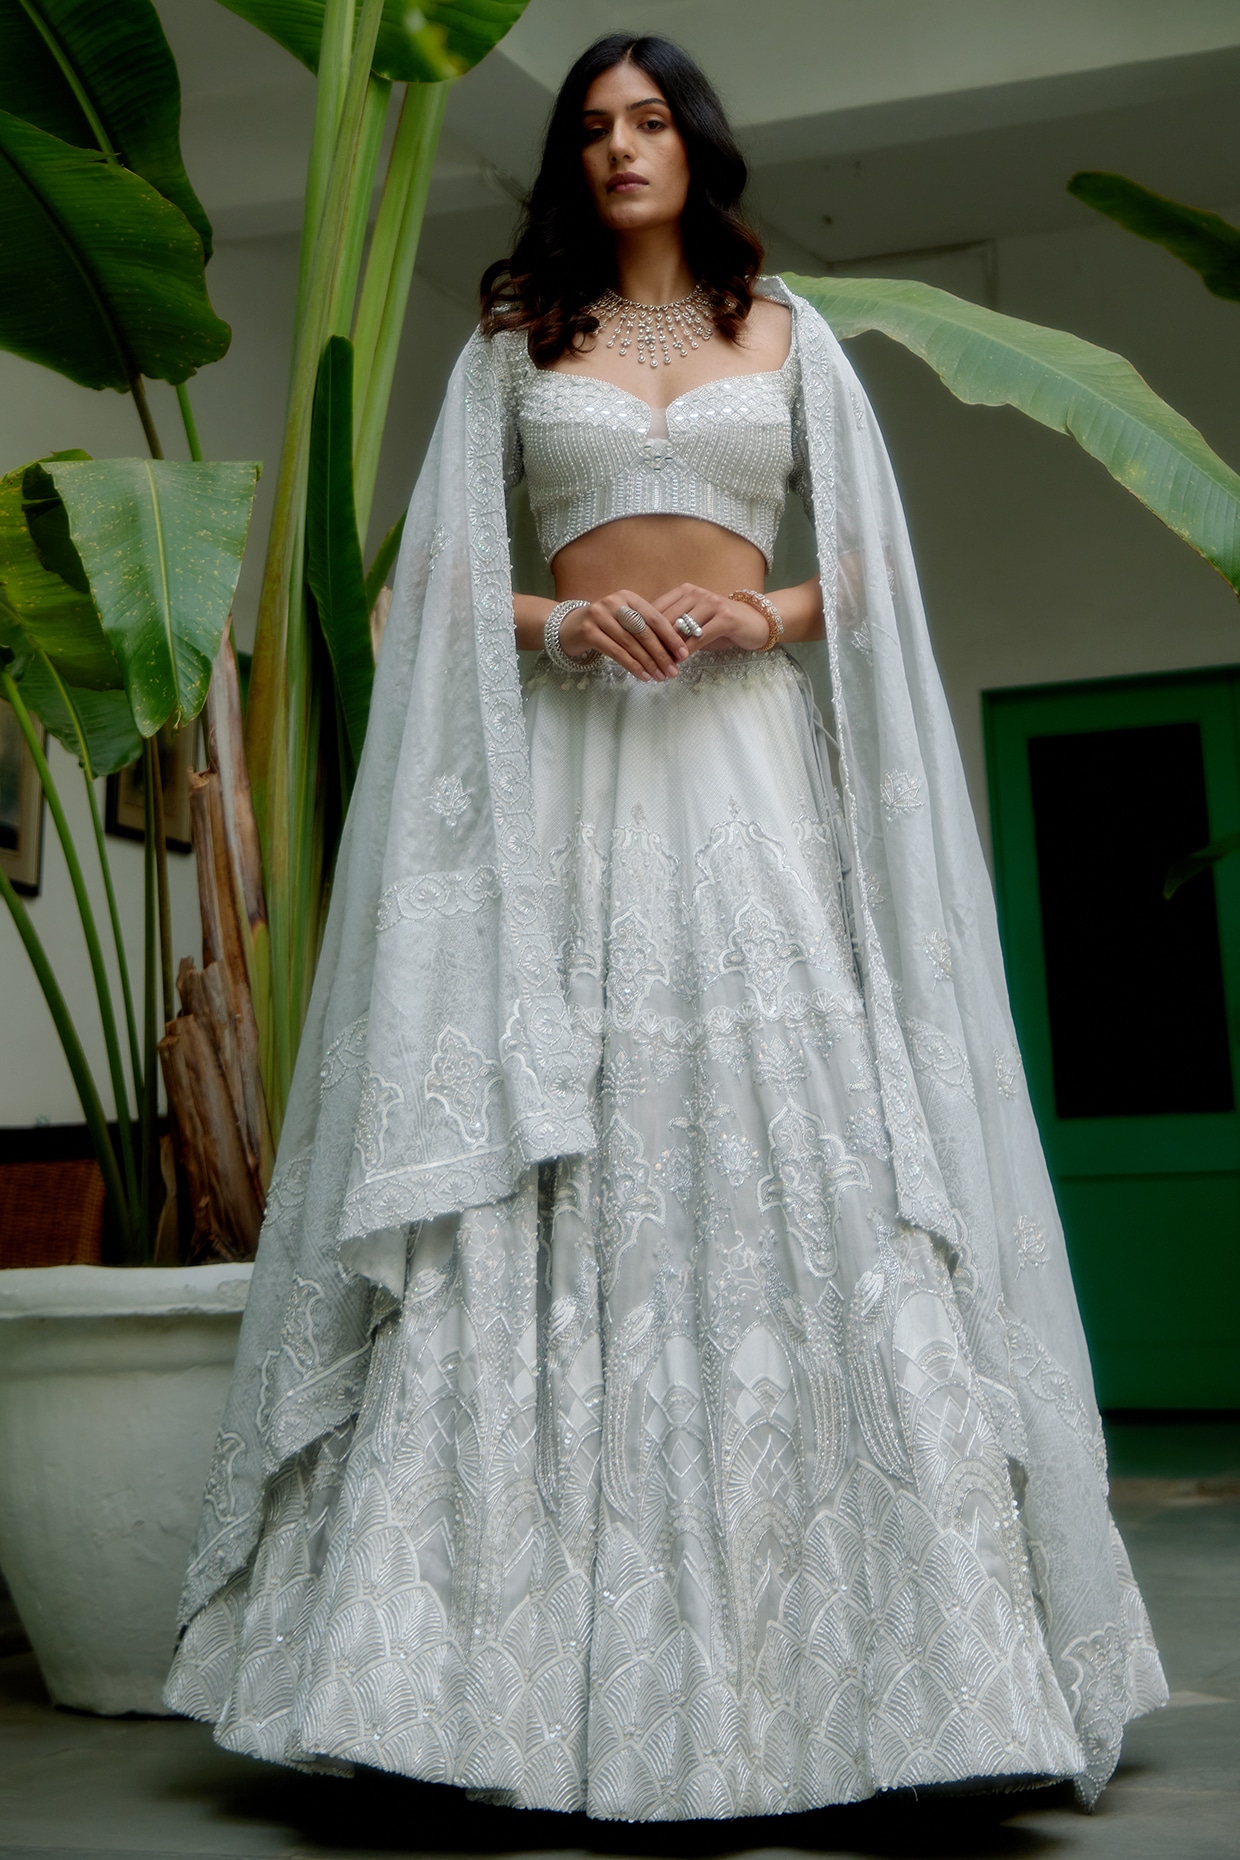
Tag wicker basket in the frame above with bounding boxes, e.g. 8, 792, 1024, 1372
0, 1160, 105, 1269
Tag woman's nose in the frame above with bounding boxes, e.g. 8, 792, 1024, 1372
609, 124, 637, 163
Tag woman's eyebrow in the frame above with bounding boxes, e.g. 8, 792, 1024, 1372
581, 97, 668, 117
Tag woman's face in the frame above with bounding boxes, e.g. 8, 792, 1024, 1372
580, 61, 690, 235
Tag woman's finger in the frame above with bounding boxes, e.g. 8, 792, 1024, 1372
581, 609, 653, 679
604, 592, 680, 677
659, 586, 725, 654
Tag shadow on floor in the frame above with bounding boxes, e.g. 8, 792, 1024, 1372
166, 1760, 1080, 1858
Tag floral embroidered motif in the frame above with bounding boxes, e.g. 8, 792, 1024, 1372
712, 1129, 760, 1187
720, 899, 806, 1017
425, 1026, 501, 1145
1015, 1215, 1048, 1270
754, 1035, 808, 1092
995, 1045, 1024, 1100
426, 523, 448, 571
320, 1014, 369, 1096
907, 1016, 976, 1104
429, 773, 470, 826
758, 1104, 870, 1276
925, 931, 953, 981
376, 865, 500, 932
354, 1066, 404, 1170
880, 769, 924, 819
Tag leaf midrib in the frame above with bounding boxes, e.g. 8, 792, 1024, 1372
0, 122, 136, 387
143, 459, 179, 721
15, 0, 120, 162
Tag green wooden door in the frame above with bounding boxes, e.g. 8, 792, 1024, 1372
985, 668, 1240, 1408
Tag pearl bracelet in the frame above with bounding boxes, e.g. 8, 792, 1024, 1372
731, 588, 785, 651
544, 599, 598, 674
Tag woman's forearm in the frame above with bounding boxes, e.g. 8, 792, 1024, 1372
514, 593, 557, 652
513, 574, 824, 654
765, 576, 824, 643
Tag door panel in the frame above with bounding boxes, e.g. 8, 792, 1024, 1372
1056, 1175, 1240, 1408
985, 668, 1240, 1408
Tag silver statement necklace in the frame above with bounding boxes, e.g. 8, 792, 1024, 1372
585, 281, 716, 369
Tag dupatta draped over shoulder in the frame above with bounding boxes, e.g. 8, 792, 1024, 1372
178, 281, 1164, 1799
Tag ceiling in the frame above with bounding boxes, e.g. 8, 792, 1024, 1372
155, 0, 1240, 277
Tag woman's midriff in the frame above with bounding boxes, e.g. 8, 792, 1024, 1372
550, 513, 767, 604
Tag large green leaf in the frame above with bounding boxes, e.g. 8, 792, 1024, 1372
0, 0, 212, 257
43, 457, 260, 735
0, 453, 123, 687
306, 336, 372, 764
218, 0, 531, 81
1069, 173, 1240, 304
0, 109, 230, 389
785, 272, 1240, 598
18, 656, 142, 774
0, 456, 143, 772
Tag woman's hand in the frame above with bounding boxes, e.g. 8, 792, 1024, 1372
558, 589, 690, 681
652, 583, 770, 655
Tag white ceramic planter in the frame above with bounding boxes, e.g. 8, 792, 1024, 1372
0, 1263, 251, 1714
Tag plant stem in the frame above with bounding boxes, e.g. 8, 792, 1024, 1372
245, 0, 385, 1123
140, 738, 160, 1262
175, 382, 204, 462
40, 654, 144, 1106
351, 80, 449, 538
1, 669, 140, 1223
129, 375, 164, 458
0, 865, 133, 1250
248, 0, 386, 759
294, 0, 357, 330
328, 76, 392, 341
150, 739, 175, 1024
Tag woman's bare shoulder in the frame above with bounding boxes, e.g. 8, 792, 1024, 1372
739, 292, 793, 364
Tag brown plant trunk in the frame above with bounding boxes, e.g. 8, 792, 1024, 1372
158, 638, 274, 1264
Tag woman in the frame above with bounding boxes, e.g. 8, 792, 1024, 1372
165, 34, 1166, 1821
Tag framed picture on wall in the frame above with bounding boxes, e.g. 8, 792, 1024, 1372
0, 698, 46, 897
105, 722, 195, 854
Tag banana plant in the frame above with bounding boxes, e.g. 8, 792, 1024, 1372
228, 0, 532, 1130
785, 273, 1240, 598
0, 0, 227, 451
0, 452, 258, 1259
0, 0, 533, 1257
0, 0, 262, 1259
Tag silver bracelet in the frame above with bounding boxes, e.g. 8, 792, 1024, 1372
544, 599, 598, 674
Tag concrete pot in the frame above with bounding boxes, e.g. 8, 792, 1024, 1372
0, 1263, 251, 1714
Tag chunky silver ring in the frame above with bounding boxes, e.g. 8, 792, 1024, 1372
675, 613, 703, 639
617, 604, 647, 636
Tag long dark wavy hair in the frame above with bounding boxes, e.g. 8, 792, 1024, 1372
480, 34, 764, 365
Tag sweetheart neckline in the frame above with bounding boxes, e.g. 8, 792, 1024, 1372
524, 348, 794, 418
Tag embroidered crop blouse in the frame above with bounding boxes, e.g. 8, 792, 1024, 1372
508, 335, 810, 569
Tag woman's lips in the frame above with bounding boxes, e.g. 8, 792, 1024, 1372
607, 174, 646, 192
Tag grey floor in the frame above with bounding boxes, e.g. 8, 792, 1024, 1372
1, 1422, 1236, 1860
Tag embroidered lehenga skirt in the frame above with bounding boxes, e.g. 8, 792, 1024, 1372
164, 647, 1162, 1820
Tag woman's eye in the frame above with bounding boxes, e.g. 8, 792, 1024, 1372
641, 117, 667, 131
